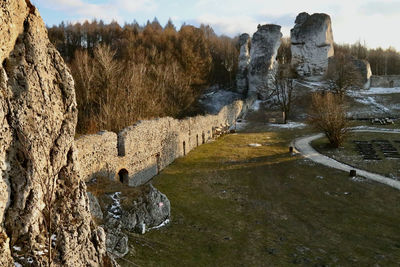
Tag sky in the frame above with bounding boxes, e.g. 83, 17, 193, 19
31, 0, 400, 50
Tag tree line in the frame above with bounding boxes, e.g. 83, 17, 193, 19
334, 41, 400, 76
47, 19, 239, 134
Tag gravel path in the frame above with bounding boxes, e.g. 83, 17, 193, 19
294, 128, 400, 190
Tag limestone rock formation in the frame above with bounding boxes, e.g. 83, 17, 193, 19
104, 218, 129, 258
0, 1, 114, 266
291, 12, 334, 80
352, 59, 372, 89
92, 184, 170, 258
236, 33, 251, 94
101, 184, 170, 234
248, 24, 282, 99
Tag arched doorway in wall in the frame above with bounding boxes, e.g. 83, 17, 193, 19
183, 141, 186, 156
196, 134, 199, 147
118, 169, 129, 184
390, 80, 394, 88
202, 132, 205, 144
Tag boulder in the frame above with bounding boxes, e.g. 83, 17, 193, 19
248, 24, 282, 99
117, 184, 170, 234
94, 183, 170, 257
0, 1, 113, 266
104, 218, 129, 258
236, 33, 251, 94
291, 12, 334, 80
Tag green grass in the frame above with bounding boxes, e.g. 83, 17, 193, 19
118, 124, 400, 266
312, 132, 400, 178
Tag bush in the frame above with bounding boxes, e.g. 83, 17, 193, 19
308, 92, 349, 148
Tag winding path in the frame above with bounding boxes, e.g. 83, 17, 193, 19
294, 127, 400, 190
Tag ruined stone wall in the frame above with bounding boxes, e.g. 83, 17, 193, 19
76, 97, 255, 186
370, 75, 400, 88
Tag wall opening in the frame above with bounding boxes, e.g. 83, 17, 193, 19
183, 141, 186, 156
155, 152, 161, 174
390, 80, 394, 87
118, 169, 129, 184
196, 134, 199, 147
117, 134, 126, 157
202, 132, 205, 144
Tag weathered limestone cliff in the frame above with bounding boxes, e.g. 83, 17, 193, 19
248, 24, 282, 99
0, 1, 114, 266
236, 33, 251, 94
291, 12, 334, 80
352, 58, 372, 89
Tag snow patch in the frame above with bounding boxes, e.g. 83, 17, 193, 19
14, 263, 23, 267
248, 143, 262, 147
149, 218, 170, 231
359, 87, 400, 95
13, 246, 21, 251
108, 192, 122, 219
268, 121, 306, 129
353, 96, 390, 112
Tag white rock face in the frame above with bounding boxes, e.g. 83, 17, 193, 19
291, 12, 334, 81
236, 33, 251, 94
248, 24, 282, 99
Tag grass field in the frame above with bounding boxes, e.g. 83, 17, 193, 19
118, 119, 400, 266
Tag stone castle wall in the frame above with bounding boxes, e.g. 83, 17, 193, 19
75, 97, 255, 186
370, 75, 400, 88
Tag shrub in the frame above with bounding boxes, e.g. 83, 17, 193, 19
308, 92, 349, 148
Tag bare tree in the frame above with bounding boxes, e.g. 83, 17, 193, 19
308, 92, 349, 148
326, 52, 363, 96
271, 64, 297, 123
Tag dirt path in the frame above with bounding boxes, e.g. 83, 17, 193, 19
294, 128, 400, 190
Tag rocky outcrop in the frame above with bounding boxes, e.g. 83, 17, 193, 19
104, 218, 129, 258
103, 184, 170, 235
88, 192, 104, 220
0, 1, 113, 266
352, 59, 372, 89
248, 24, 282, 99
92, 184, 170, 258
291, 12, 334, 80
236, 34, 251, 94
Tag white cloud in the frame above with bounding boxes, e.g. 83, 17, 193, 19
33, 0, 400, 49
34, 0, 156, 24
115, 0, 157, 13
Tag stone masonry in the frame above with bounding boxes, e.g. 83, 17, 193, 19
76, 97, 255, 186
